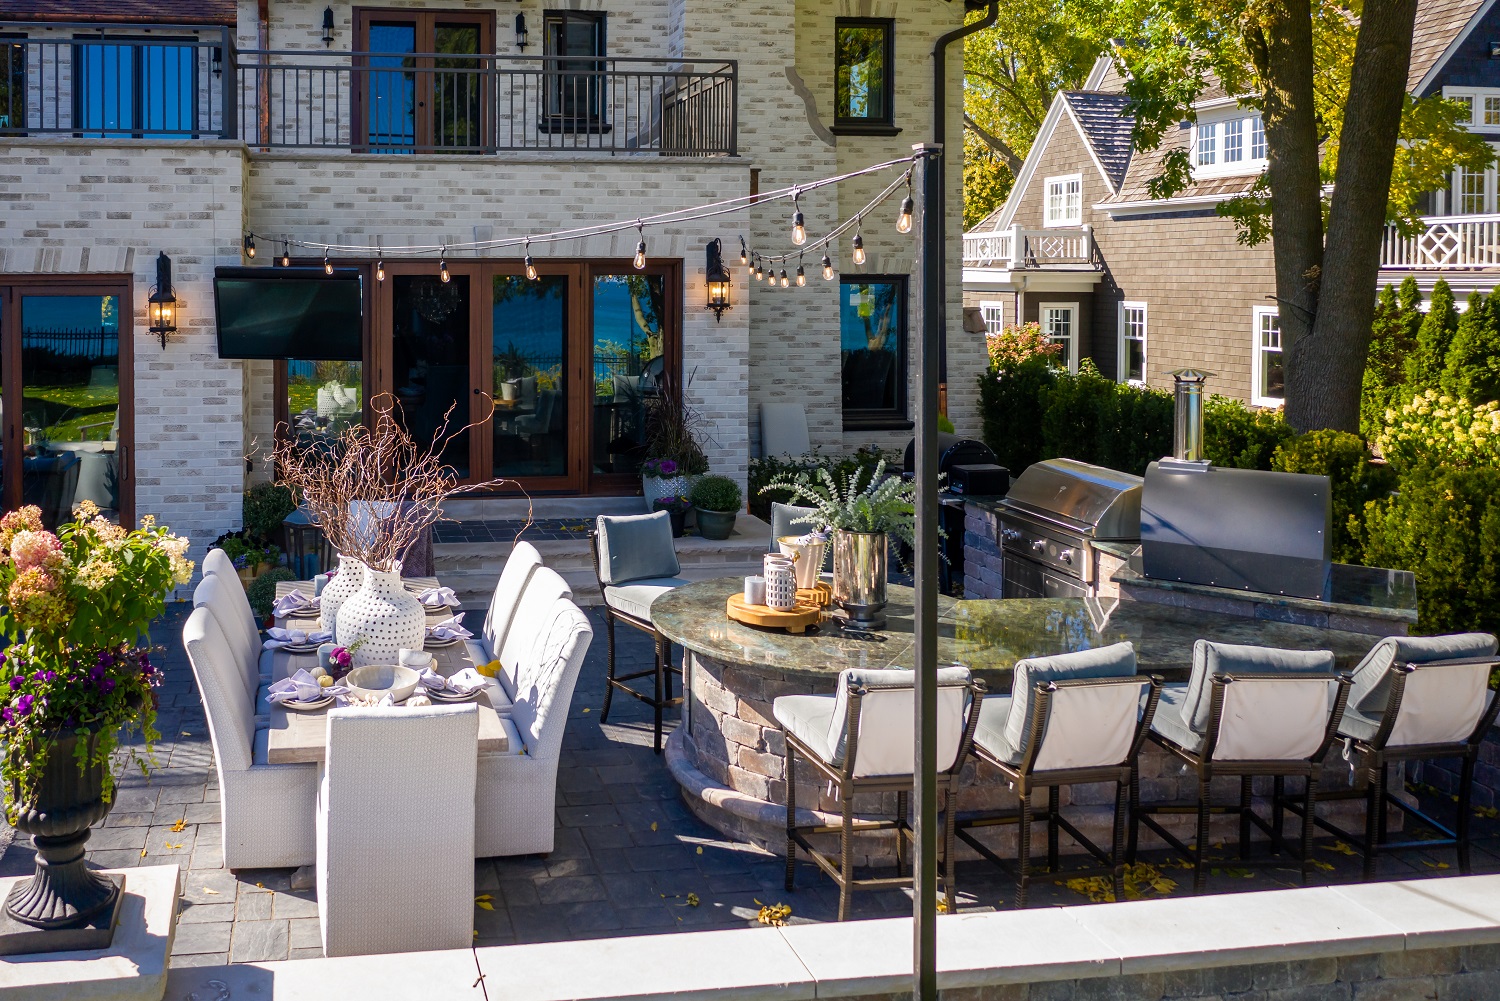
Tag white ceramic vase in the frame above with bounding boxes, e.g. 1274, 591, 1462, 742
319, 555, 365, 636
642, 473, 694, 508
334, 561, 425, 668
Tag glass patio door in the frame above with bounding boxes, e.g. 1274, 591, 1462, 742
0, 284, 132, 528
356, 9, 492, 153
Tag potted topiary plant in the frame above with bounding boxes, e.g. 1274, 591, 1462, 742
247, 566, 298, 624
0, 501, 191, 947
690, 475, 742, 541
762, 460, 917, 630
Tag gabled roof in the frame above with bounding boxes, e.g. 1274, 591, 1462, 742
1108, 122, 1259, 205
1061, 92, 1136, 190
0, 1, 236, 24
1410, 0, 1494, 92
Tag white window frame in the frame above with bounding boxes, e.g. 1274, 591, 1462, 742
1043, 173, 1082, 227
1039, 301, 1079, 374
1192, 111, 1268, 179
1117, 301, 1147, 386
978, 300, 1006, 334
1443, 86, 1500, 132
1251, 306, 1284, 407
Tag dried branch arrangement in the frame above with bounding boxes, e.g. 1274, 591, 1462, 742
269, 395, 530, 573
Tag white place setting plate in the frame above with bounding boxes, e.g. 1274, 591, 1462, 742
276, 642, 322, 654
426, 687, 480, 704
424, 635, 463, 649
282, 607, 322, 620
280, 694, 334, 712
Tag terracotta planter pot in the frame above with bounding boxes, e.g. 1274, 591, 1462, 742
6, 729, 120, 931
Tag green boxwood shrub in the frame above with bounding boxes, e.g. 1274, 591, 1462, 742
690, 474, 742, 513
243, 482, 297, 541
1271, 431, 1396, 565
1203, 396, 1294, 469
246, 567, 298, 620
1358, 465, 1500, 637
978, 355, 1057, 474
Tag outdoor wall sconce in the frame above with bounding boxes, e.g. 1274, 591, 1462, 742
1491, 39, 1500, 59
322, 7, 336, 48
515, 13, 530, 51
147, 252, 178, 349
705, 239, 732, 322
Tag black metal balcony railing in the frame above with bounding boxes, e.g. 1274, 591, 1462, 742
0, 24, 737, 156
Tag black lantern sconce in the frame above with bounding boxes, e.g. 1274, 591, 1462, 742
705, 239, 732, 322
515, 12, 530, 51
322, 7, 336, 47
147, 252, 178, 349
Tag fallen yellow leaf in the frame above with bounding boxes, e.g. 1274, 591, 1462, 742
475, 894, 493, 902
696, 846, 703, 855
476, 900, 494, 911
686, 893, 700, 907
165, 842, 184, 850
140, 849, 147, 858
202, 888, 219, 895
757, 902, 792, 927
169, 819, 186, 833
582, 708, 590, 713
650, 821, 658, 832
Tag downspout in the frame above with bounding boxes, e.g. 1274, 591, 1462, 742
932, 2, 998, 412
257, 0, 271, 147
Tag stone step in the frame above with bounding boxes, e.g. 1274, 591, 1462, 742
434, 513, 773, 608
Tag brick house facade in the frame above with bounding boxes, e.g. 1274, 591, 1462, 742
964, 0, 1500, 407
0, 0, 983, 562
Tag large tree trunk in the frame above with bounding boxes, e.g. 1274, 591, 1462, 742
1290, 0, 1418, 431
1244, 0, 1323, 428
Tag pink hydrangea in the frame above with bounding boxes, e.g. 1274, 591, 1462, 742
10, 530, 64, 572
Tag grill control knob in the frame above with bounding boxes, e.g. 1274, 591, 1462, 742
1058, 549, 1075, 565
1030, 540, 1046, 554
1001, 529, 1020, 543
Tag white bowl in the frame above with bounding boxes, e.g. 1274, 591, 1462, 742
344, 665, 420, 704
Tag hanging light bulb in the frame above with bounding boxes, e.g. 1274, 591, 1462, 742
439, 256, 450, 283
851, 223, 867, 266
244, 233, 256, 259
790, 195, 806, 246
280, 241, 290, 268
739, 236, 749, 266
896, 178, 915, 235
525, 239, 538, 280
754, 258, 764, 281
375, 259, 385, 282
779, 269, 789, 288
795, 258, 806, 287
633, 224, 647, 270
821, 254, 835, 281
323, 254, 333, 276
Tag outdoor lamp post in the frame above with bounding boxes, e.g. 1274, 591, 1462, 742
147, 252, 177, 349
705, 239, 732, 322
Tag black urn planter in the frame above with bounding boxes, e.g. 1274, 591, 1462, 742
665, 508, 687, 538
0, 730, 122, 954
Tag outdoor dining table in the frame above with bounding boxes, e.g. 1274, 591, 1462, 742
262, 577, 510, 764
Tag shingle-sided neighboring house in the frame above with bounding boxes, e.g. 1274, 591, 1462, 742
963, 0, 1500, 406
0, 0, 985, 553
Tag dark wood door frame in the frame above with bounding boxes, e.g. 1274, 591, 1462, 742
352, 8, 495, 153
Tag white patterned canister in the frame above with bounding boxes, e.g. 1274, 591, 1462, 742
334, 561, 426, 667
763, 555, 797, 610
319, 555, 365, 635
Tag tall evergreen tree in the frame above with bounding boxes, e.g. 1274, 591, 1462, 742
1405, 278, 1458, 391
1443, 291, 1500, 404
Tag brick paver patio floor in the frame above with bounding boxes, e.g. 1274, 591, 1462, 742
3, 602, 1497, 967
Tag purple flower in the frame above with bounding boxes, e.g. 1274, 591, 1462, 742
16, 695, 34, 716
659, 460, 678, 475
41, 670, 55, 683
7, 678, 20, 692
99, 679, 116, 694
2, 708, 12, 725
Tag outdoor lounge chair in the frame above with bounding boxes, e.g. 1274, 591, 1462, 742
954, 643, 1162, 907
482, 564, 574, 718
318, 704, 478, 957
194, 568, 266, 698
182, 607, 318, 869
589, 512, 689, 753
1131, 640, 1351, 893
1297, 633, 1500, 878
474, 595, 593, 857
774, 666, 984, 919
464, 540, 545, 686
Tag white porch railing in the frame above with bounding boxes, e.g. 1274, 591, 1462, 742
1382, 214, 1500, 269
962, 225, 1093, 268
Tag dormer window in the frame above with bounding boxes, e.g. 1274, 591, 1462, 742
1444, 87, 1500, 131
1044, 173, 1082, 227
1192, 111, 1267, 178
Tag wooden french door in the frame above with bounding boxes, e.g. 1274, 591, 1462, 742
369, 260, 680, 494
0, 278, 134, 527
354, 8, 494, 153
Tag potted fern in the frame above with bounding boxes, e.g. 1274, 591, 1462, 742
762, 460, 916, 630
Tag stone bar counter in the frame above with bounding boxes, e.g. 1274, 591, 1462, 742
655, 577, 1388, 863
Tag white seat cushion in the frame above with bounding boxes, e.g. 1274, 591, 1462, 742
492, 716, 525, 756
773, 694, 838, 765
253, 724, 272, 766
1149, 683, 1204, 754
972, 694, 1020, 764
603, 577, 691, 622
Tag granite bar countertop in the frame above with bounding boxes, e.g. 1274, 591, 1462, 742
651, 577, 1381, 687
1113, 554, 1418, 624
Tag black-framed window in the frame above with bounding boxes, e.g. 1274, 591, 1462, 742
840, 276, 908, 428
542, 10, 609, 133
834, 18, 894, 130
73, 36, 198, 139
0, 36, 23, 134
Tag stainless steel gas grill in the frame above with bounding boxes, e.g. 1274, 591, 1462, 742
997, 458, 1143, 599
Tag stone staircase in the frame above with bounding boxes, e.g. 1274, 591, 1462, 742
433, 497, 773, 608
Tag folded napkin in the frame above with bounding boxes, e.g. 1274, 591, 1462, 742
426, 614, 473, 642
417, 666, 491, 696
263, 627, 333, 650
273, 591, 320, 617
267, 669, 346, 706
417, 586, 461, 608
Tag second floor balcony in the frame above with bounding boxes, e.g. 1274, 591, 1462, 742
962, 225, 1096, 270
0, 24, 737, 157
1381, 213, 1500, 271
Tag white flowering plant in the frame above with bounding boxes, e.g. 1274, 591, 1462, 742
0, 502, 193, 816
1377, 390, 1500, 473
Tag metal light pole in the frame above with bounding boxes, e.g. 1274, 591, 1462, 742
911, 140, 943, 1001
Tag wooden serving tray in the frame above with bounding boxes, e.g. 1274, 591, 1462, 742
726, 593, 824, 634
798, 582, 834, 608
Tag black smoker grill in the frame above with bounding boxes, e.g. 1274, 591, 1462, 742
903, 434, 1002, 595
997, 458, 1143, 599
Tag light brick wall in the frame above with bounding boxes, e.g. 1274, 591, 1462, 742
0, 141, 249, 571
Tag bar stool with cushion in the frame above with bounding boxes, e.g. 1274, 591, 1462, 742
1132, 640, 1351, 892
318, 704, 478, 957
589, 512, 690, 753
954, 642, 1163, 907
1306, 633, 1500, 878
775, 666, 984, 920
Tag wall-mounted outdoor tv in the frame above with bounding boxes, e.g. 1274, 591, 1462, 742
213, 267, 363, 360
